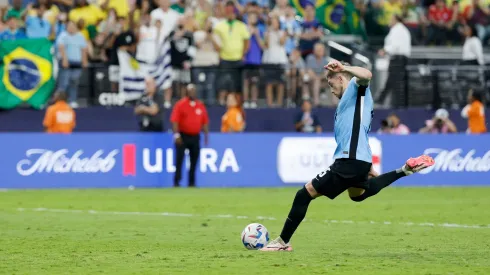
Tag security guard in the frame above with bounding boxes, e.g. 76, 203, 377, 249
170, 84, 209, 187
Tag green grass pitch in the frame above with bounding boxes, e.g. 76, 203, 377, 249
1, 187, 490, 274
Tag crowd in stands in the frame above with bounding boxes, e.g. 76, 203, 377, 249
0, 0, 489, 110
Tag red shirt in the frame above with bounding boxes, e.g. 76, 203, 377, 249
170, 97, 209, 135
429, 5, 453, 23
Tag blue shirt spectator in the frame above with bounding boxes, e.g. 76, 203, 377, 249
295, 100, 322, 133
298, 19, 322, 56
0, 16, 27, 40
281, 17, 301, 55
56, 26, 87, 63
244, 13, 264, 65
244, 28, 263, 65
26, 15, 52, 38
0, 28, 27, 40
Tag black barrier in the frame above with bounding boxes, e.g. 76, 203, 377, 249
65, 63, 490, 109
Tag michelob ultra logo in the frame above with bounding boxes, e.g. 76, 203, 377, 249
419, 148, 490, 174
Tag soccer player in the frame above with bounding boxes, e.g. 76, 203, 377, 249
261, 60, 435, 251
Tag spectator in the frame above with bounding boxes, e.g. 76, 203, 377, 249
56, 20, 88, 108
377, 119, 392, 134
298, 3, 323, 59
170, 17, 195, 99
182, 10, 198, 32
25, 4, 54, 39
419, 108, 458, 133
378, 0, 403, 33
304, 43, 328, 106
263, 15, 287, 107
151, 0, 180, 38
43, 91, 76, 134
282, 6, 301, 56
295, 100, 322, 133
136, 14, 160, 65
99, 0, 130, 18
97, 8, 121, 35
464, 0, 490, 44
195, 0, 212, 28
270, 0, 289, 20
376, 15, 411, 107
134, 78, 164, 132
170, 84, 209, 188
53, 12, 67, 39
221, 93, 246, 132
243, 12, 264, 109
213, 1, 250, 105
29, 0, 60, 25
461, 90, 487, 133
171, 0, 186, 14
402, 0, 425, 44
151, 0, 181, 107
462, 24, 484, 65
4, 0, 26, 27
387, 113, 411, 134
0, 13, 26, 40
427, 0, 458, 45
68, 0, 104, 30
285, 48, 306, 107
87, 31, 109, 62
192, 18, 220, 105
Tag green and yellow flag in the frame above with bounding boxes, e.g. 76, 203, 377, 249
289, 0, 366, 38
0, 38, 54, 109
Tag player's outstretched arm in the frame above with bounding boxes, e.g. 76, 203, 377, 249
342, 65, 372, 86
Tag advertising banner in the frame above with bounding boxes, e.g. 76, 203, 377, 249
0, 133, 488, 189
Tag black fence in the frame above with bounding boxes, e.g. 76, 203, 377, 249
71, 62, 490, 109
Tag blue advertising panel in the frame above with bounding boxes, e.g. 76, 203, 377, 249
0, 133, 489, 189
379, 135, 490, 186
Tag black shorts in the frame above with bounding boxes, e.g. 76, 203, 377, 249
216, 60, 243, 92
311, 159, 372, 200
263, 64, 285, 84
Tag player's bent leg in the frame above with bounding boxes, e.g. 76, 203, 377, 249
349, 154, 435, 202
347, 187, 366, 200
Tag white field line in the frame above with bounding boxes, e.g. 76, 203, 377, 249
16, 208, 490, 230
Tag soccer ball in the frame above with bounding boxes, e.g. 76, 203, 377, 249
241, 223, 269, 250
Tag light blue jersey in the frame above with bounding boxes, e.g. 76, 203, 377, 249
333, 78, 374, 163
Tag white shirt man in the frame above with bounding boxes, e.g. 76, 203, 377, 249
383, 22, 411, 57
150, 4, 181, 40
137, 24, 160, 64
462, 36, 484, 65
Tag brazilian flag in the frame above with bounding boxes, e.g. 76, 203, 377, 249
290, 0, 366, 38
0, 38, 54, 109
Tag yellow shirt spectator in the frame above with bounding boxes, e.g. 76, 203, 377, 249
98, 0, 130, 18
379, 0, 402, 26
69, 4, 105, 27
214, 19, 250, 61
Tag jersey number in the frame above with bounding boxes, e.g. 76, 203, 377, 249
316, 168, 330, 179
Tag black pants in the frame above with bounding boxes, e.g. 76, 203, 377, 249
174, 133, 200, 187
376, 55, 408, 107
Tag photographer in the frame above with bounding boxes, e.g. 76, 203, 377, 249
419, 108, 457, 134
134, 78, 164, 132
386, 113, 410, 135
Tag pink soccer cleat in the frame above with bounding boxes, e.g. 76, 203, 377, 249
260, 237, 293, 252
403, 155, 435, 175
